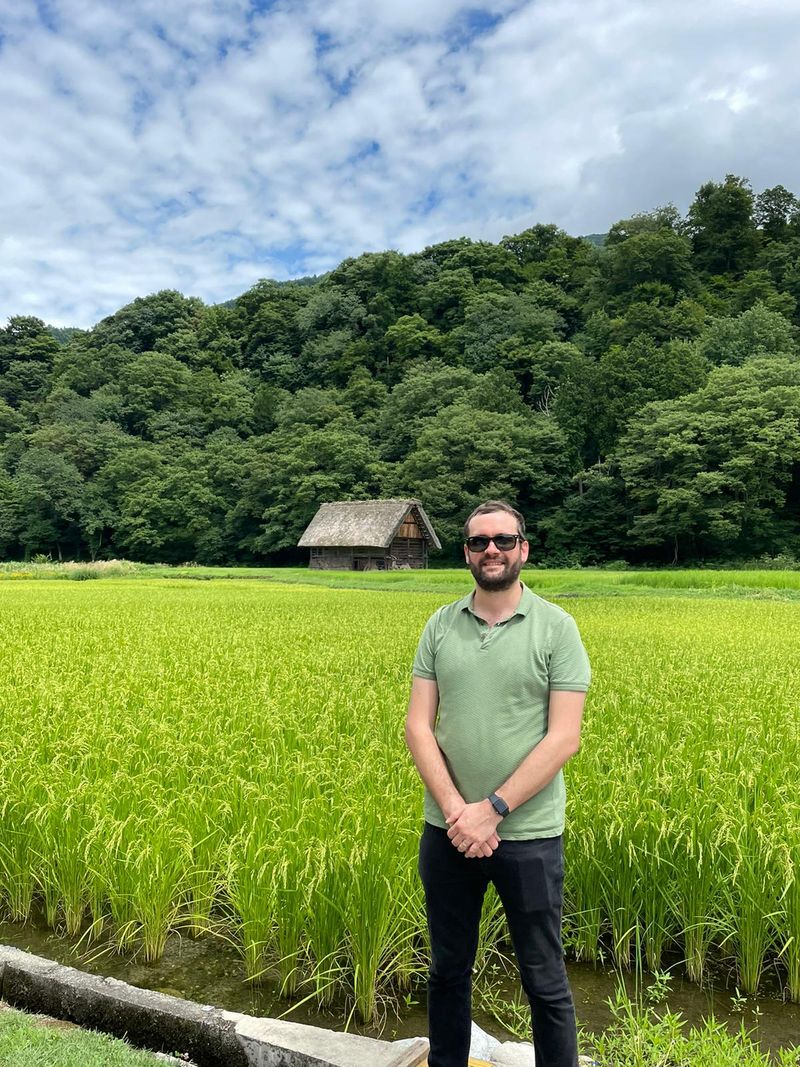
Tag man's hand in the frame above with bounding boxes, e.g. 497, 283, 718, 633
442, 800, 466, 826
447, 800, 502, 858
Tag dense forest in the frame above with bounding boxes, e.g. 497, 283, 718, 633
2, 174, 800, 566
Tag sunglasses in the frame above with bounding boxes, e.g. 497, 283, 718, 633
464, 534, 524, 553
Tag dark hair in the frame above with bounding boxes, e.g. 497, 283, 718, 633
463, 500, 526, 540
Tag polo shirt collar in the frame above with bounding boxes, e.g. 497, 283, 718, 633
459, 582, 533, 618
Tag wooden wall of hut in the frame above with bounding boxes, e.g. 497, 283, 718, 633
309, 547, 354, 570
310, 532, 429, 570
396, 512, 423, 538
310, 546, 397, 570
389, 537, 427, 568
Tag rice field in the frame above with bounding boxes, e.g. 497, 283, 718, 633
0, 576, 798, 1023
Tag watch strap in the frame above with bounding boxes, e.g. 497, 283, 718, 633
488, 792, 509, 818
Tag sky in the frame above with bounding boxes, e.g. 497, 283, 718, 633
1, 0, 800, 328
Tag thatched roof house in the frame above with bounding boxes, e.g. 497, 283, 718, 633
298, 499, 441, 570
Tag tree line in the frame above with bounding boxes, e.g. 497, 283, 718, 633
1, 174, 799, 565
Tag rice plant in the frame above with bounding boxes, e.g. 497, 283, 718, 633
0, 576, 798, 1024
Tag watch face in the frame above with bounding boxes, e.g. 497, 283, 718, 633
490, 794, 509, 817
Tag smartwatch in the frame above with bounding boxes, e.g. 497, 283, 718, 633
488, 792, 510, 818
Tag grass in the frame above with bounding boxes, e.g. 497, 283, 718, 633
4, 559, 800, 599
585, 989, 800, 1066
0, 559, 138, 581
475, 970, 800, 1064
0, 1003, 176, 1066
0, 576, 798, 1034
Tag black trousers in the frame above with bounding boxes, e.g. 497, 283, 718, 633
418, 822, 578, 1067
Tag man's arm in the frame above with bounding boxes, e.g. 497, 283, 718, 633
447, 690, 586, 857
404, 675, 499, 858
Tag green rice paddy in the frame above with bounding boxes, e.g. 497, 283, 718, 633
0, 573, 798, 1024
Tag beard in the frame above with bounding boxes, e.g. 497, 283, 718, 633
469, 553, 523, 591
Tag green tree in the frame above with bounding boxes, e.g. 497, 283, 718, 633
501, 223, 567, 263
239, 289, 304, 381
754, 184, 799, 243
499, 339, 589, 410
501, 225, 597, 292
154, 328, 204, 368
11, 447, 85, 558
453, 292, 563, 371
730, 271, 796, 318
605, 204, 683, 246
327, 251, 418, 317
445, 240, 524, 288
112, 456, 227, 563
419, 237, 523, 288
540, 463, 630, 564
341, 368, 389, 429
605, 230, 695, 299
90, 291, 205, 353
0, 398, 24, 440
552, 355, 602, 466
781, 256, 800, 313
186, 369, 255, 435
193, 304, 241, 373
273, 387, 348, 431
593, 335, 709, 454
0, 316, 59, 374
687, 174, 758, 275
383, 314, 446, 375
91, 442, 164, 551
522, 280, 582, 334
0, 361, 52, 409
377, 361, 478, 461
80, 481, 120, 560
300, 329, 363, 386
418, 268, 477, 330
240, 423, 386, 556
52, 340, 133, 395
0, 470, 20, 557
25, 407, 130, 478
91, 441, 229, 563
696, 302, 797, 366
577, 297, 706, 354
611, 297, 707, 345
617, 358, 800, 561
252, 383, 288, 435
117, 351, 193, 434
295, 286, 365, 340
392, 402, 574, 550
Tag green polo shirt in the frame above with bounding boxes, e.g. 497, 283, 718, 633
412, 583, 590, 839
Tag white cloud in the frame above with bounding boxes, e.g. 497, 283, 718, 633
1, 0, 799, 326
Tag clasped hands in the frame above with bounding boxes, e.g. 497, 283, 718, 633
446, 800, 502, 858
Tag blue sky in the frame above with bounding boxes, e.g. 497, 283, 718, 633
1, 0, 799, 327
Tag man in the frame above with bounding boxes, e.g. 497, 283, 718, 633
405, 500, 590, 1067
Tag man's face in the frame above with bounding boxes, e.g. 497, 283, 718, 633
463, 510, 529, 592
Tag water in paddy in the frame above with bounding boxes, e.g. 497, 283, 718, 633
2, 918, 798, 1057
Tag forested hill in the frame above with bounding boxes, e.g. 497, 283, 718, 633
2, 174, 800, 567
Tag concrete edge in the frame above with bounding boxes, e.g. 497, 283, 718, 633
0, 946, 429, 1067
0, 945, 245, 1066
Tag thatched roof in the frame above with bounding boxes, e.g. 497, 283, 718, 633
298, 499, 441, 550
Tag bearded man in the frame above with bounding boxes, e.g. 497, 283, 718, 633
405, 500, 591, 1067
